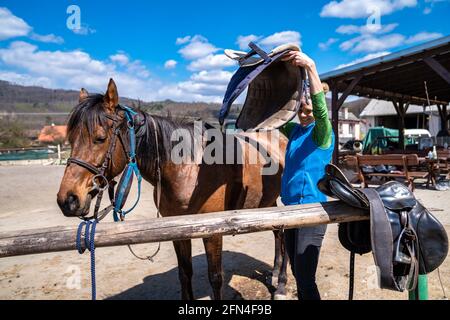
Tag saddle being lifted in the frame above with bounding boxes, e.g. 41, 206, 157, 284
219, 42, 306, 131
318, 164, 448, 295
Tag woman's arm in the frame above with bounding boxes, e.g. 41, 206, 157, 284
282, 51, 333, 149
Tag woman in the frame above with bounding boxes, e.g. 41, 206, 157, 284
280, 51, 334, 300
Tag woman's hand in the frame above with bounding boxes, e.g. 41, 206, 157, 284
281, 51, 316, 70
282, 51, 322, 95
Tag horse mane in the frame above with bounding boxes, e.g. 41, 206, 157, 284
67, 94, 108, 144
136, 112, 196, 173
66, 93, 197, 173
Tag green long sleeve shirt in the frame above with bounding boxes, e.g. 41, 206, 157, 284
280, 91, 332, 149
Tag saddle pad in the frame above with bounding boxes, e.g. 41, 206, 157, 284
219, 42, 305, 131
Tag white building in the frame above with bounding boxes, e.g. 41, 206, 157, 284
359, 99, 441, 136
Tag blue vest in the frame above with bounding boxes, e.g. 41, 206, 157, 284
281, 122, 335, 205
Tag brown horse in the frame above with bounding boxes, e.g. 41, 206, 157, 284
57, 79, 289, 300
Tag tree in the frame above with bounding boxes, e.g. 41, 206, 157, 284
0, 119, 31, 148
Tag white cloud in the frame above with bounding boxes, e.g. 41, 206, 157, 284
336, 51, 390, 69
109, 52, 150, 78
340, 35, 365, 51
175, 36, 191, 45
336, 23, 398, 35
154, 70, 233, 103
0, 71, 53, 87
110, 53, 130, 65
320, 0, 417, 18
405, 31, 442, 44
0, 41, 159, 100
190, 70, 233, 85
187, 54, 235, 71
351, 33, 405, 52
177, 35, 219, 60
339, 31, 442, 53
0, 41, 108, 75
319, 38, 339, 50
156, 84, 224, 103
236, 35, 262, 50
29, 33, 64, 44
234, 31, 302, 53
423, 7, 432, 14
0, 40, 228, 103
164, 59, 177, 69
126, 60, 151, 78
0, 7, 31, 40
259, 31, 302, 48
0, 7, 64, 44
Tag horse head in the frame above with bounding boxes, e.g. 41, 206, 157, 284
57, 79, 129, 217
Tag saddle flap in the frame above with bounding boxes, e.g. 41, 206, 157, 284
410, 202, 449, 274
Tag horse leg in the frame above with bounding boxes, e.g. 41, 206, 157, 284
271, 230, 283, 287
203, 235, 223, 300
274, 230, 289, 300
173, 240, 194, 300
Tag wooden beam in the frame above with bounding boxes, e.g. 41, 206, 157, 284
392, 100, 407, 150
337, 83, 448, 106
323, 45, 450, 84
331, 88, 340, 164
0, 201, 367, 258
337, 74, 363, 107
443, 105, 449, 131
424, 57, 450, 85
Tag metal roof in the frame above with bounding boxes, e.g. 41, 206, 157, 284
359, 99, 439, 117
320, 35, 450, 106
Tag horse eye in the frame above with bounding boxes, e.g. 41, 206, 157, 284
94, 137, 107, 144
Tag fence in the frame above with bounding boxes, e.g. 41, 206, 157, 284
0, 201, 366, 258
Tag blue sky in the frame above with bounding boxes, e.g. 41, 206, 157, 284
0, 0, 449, 102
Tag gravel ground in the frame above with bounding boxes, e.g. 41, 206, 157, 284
0, 165, 448, 300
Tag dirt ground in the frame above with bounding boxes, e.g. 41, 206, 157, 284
0, 165, 449, 300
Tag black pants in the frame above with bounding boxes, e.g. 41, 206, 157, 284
284, 227, 325, 300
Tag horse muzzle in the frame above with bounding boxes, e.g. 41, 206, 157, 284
57, 192, 92, 217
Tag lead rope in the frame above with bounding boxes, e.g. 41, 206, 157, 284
126, 116, 162, 261
76, 220, 98, 300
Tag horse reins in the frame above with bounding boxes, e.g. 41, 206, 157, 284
126, 115, 162, 262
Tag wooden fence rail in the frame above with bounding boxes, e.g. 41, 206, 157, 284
0, 201, 368, 258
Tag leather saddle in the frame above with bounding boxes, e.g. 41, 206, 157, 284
318, 164, 448, 294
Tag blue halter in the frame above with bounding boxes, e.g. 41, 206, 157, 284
112, 105, 143, 222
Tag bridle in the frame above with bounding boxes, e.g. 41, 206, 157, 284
69, 104, 162, 301
66, 104, 145, 222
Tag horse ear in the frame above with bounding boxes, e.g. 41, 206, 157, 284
79, 88, 89, 102
104, 78, 119, 111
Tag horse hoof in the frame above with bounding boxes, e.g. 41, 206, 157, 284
274, 294, 287, 300
270, 276, 278, 287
